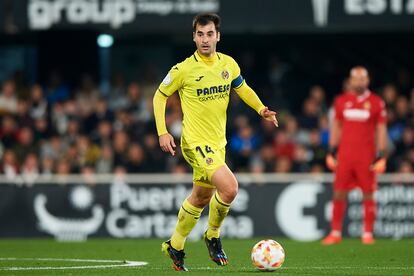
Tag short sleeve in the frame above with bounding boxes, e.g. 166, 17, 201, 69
334, 97, 343, 121
158, 64, 183, 97
377, 99, 387, 124
230, 58, 244, 89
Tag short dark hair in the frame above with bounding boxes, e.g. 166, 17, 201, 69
192, 13, 221, 32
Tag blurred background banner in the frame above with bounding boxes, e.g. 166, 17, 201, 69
1, 178, 413, 240
6, 0, 414, 34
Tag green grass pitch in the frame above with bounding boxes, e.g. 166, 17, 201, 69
0, 238, 413, 275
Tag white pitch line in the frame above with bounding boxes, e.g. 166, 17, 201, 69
149, 266, 414, 271
0, 258, 147, 271
282, 266, 414, 270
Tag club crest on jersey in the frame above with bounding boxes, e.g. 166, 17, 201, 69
363, 101, 371, 110
221, 70, 229, 80
206, 157, 214, 165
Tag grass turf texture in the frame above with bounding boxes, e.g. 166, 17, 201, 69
0, 239, 412, 275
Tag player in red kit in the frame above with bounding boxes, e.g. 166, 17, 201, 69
323, 66, 387, 245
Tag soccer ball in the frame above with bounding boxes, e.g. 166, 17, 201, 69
251, 239, 285, 271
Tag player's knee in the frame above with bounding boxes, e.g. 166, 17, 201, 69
333, 191, 347, 200
362, 192, 374, 200
190, 193, 211, 208
198, 196, 212, 207
220, 185, 238, 204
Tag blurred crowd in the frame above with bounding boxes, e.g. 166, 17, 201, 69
0, 64, 414, 183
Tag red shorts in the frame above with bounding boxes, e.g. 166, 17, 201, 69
334, 157, 377, 193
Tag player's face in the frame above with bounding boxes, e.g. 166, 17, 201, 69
349, 68, 370, 94
193, 22, 220, 57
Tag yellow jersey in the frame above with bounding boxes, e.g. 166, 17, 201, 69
157, 51, 245, 149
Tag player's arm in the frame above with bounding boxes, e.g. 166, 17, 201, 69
233, 77, 278, 127
153, 91, 176, 156
326, 99, 342, 171
371, 122, 387, 173
371, 100, 388, 173
329, 118, 342, 150
230, 57, 278, 127
326, 118, 342, 171
153, 66, 182, 156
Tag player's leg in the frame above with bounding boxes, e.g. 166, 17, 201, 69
204, 164, 238, 265
331, 190, 348, 235
322, 161, 352, 245
171, 184, 215, 249
208, 164, 238, 238
361, 192, 376, 244
162, 145, 215, 271
322, 190, 348, 245
356, 166, 377, 245
162, 184, 214, 271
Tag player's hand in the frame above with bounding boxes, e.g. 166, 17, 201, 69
325, 147, 338, 171
260, 107, 278, 127
325, 154, 337, 171
371, 157, 386, 174
159, 133, 176, 156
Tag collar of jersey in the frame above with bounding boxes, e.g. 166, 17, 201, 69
194, 50, 219, 66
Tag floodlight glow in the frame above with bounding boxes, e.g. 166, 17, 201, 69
97, 34, 114, 48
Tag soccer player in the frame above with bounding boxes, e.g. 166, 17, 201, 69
323, 66, 387, 245
153, 13, 278, 271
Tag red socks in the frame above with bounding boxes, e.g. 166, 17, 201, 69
331, 199, 346, 232
363, 199, 376, 233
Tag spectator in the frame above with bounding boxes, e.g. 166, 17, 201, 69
95, 143, 114, 174
0, 115, 17, 148
63, 119, 81, 145
291, 144, 311, 172
75, 74, 100, 119
250, 143, 276, 173
308, 129, 327, 167
309, 85, 327, 113
81, 165, 96, 186
85, 98, 114, 132
15, 100, 33, 128
273, 130, 295, 161
126, 143, 146, 173
1, 149, 19, 180
382, 84, 398, 108
142, 133, 167, 172
65, 143, 80, 173
29, 84, 48, 120
398, 160, 413, 173
274, 156, 292, 173
297, 98, 320, 129
44, 71, 70, 104
76, 135, 100, 167
91, 120, 113, 146
230, 124, 260, 171
0, 80, 17, 115
13, 127, 37, 162
51, 102, 69, 135
56, 158, 71, 175
21, 153, 39, 186
40, 135, 65, 161
40, 156, 55, 176
112, 130, 129, 167
33, 117, 52, 142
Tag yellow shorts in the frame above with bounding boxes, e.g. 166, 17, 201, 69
181, 145, 226, 189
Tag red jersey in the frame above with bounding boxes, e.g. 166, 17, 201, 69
334, 90, 386, 159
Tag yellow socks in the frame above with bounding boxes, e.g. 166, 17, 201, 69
171, 193, 231, 250
206, 192, 231, 239
171, 199, 203, 250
